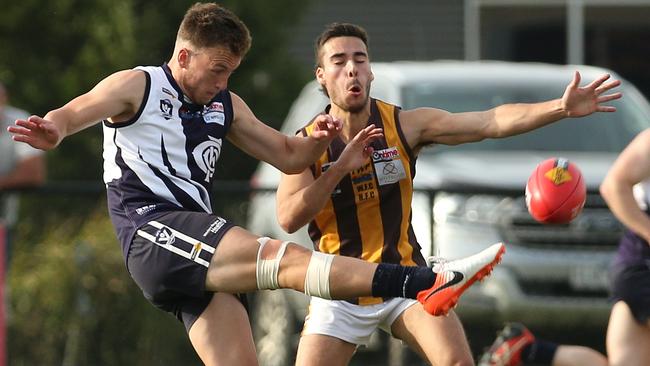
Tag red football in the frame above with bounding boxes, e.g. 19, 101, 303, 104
525, 157, 586, 224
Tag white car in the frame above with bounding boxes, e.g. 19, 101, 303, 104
247, 60, 650, 364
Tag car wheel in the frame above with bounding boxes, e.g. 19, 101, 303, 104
251, 289, 298, 366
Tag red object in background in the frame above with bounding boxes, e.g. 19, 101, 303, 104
525, 157, 587, 224
0, 223, 5, 366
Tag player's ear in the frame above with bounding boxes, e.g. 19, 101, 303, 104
316, 66, 329, 91
178, 48, 191, 69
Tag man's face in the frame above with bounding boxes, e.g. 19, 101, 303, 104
180, 46, 241, 105
316, 36, 373, 113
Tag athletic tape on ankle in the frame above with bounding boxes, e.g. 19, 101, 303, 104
304, 251, 334, 299
255, 237, 289, 290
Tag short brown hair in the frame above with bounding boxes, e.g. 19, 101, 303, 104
178, 2, 252, 57
314, 23, 369, 68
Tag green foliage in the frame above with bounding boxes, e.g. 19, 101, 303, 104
1, 0, 141, 181
8, 200, 199, 365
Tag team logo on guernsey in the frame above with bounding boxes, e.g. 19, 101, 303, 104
203, 102, 225, 125
372, 147, 407, 186
193, 136, 222, 182
160, 99, 173, 120
154, 227, 175, 245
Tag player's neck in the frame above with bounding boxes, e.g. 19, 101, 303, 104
329, 102, 371, 142
166, 61, 194, 104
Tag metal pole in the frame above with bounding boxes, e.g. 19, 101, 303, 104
464, 0, 481, 60
0, 223, 5, 366
567, 0, 585, 65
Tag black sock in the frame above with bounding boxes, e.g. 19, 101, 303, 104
371, 263, 436, 299
521, 339, 559, 365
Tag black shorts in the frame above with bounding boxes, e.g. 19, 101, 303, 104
610, 261, 650, 324
127, 210, 245, 332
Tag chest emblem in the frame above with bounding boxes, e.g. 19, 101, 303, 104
160, 99, 173, 120
193, 136, 222, 182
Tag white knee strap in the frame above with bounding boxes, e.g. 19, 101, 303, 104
256, 237, 289, 290
304, 251, 334, 299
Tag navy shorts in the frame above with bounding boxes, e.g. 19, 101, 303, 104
610, 261, 650, 324
127, 210, 245, 332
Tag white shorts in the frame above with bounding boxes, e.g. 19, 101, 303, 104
301, 297, 418, 346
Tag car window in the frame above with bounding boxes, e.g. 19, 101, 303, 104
403, 81, 650, 153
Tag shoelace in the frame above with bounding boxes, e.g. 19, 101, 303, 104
426, 256, 449, 273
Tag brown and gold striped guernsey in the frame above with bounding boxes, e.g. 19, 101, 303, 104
301, 99, 426, 305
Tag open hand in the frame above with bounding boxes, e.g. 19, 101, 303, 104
310, 114, 342, 141
336, 124, 384, 172
562, 71, 622, 117
7, 115, 62, 151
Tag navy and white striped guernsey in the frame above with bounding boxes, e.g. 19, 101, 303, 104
102, 63, 234, 259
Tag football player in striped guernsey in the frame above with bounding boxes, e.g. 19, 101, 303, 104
277, 22, 622, 366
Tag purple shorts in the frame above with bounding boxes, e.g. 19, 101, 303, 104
610, 230, 650, 324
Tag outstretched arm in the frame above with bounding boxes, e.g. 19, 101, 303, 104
600, 128, 650, 244
276, 125, 383, 233
227, 92, 343, 174
7, 70, 146, 150
401, 71, 622, 149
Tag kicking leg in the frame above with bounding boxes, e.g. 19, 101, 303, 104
205, 226, 504, 315
204, 226, 375, 296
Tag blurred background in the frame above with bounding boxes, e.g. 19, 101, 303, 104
1, 0, 650, 365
